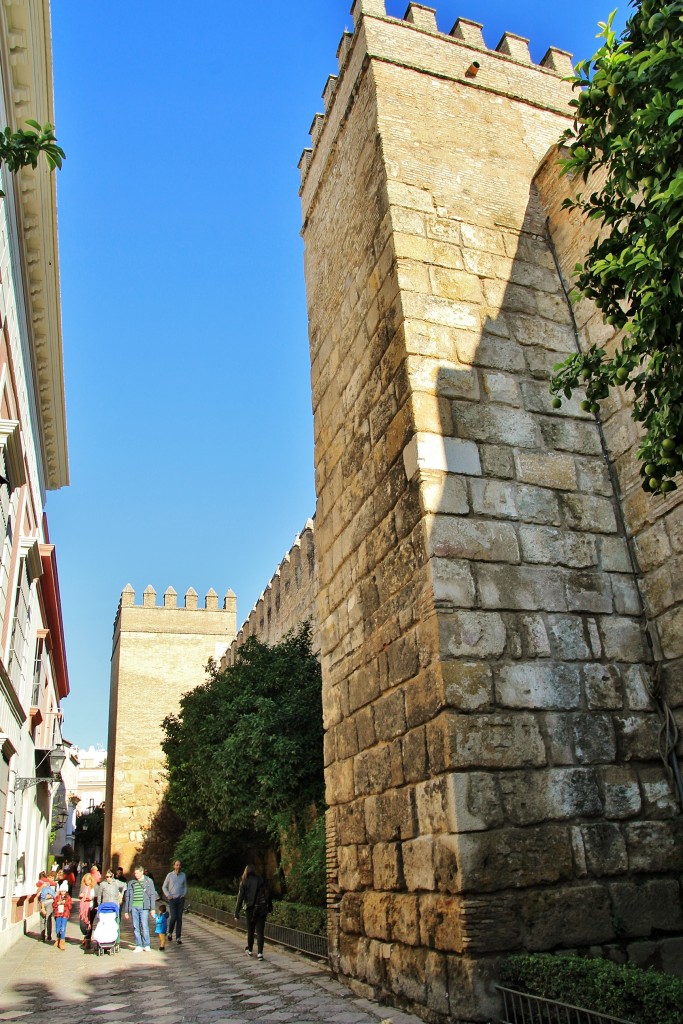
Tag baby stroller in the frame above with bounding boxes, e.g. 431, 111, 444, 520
93, 902, 120, 955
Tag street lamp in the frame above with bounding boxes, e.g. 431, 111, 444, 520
13, 744, 67, 791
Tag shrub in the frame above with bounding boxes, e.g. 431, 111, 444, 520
187, 885, 327, 936
500, 953, 683, 1024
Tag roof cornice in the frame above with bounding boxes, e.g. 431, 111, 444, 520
1, 0, 68, 490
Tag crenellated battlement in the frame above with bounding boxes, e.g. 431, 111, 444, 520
299, 0, 573, 206
223, 519, 318, 667
117, 582, 236, 612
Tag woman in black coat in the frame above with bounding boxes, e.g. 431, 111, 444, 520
235, 864, 271, 960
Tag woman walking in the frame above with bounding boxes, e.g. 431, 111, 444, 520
78, 871, 97, 950
235, 864, 272, 961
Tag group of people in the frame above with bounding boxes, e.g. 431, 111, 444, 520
35, 860, 189, 953
35, 858, 273, 958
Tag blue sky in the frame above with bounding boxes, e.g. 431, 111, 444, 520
47, 0, 628, 749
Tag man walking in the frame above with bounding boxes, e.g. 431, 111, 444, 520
162, 859, 187, 945
123, 865, 157, 952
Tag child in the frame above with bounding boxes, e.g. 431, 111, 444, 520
155, 902, 169, 950
53, 888, 72, 950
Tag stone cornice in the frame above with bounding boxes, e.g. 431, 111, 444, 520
1, 0, 68, 490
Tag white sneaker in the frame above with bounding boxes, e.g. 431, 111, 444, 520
143, 946, 151, 952
133, 946, 143, 953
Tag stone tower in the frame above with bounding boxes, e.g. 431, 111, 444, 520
299, 3, 683, 1021
104, 584, 236, 878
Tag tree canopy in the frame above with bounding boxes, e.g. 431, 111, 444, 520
162, 623, 324, 847
550, 0, 683, 494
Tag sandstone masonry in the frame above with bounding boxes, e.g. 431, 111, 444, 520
104, 585, 236, 879
294, 2, 683, 1021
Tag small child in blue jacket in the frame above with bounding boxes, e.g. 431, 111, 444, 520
155, 902, 169, 950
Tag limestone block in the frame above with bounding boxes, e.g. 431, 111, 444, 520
403, 431, 481, 480
434, 834, 460, 893
660, 937, 683, 976
325, 757, 356, 804
521, 884, 614, 949
468, 478, 518, 519
478, 444, 515, 479
430, 557, 476, 607
519, 525, 597, 568
438, 611, 508, 659
402, 726, 428, 783
442, 659, 493, 711
573, 713, 617, 764
517, 614, 551, 657
385, 941, 428, 1005
447, 953, 501, 1023
500, 767, 601, 826
338, 844, 364, 891
354, 937, 387, 988
428, 710, 547, 772
364, 787, 417, 843
419, 893, 464, 952
339, 891, 364, 934
580, 822, 628, 876
584, 664, 623, 710
609, 879, 683, 938
599, 766, 642, 818
457, 824, 573, 893
565, 570, 613, 614
560, 493, 618, 533
599, 616, 649, 662
428, 515, 520, 563
494, 662, 582, 709
347, 662, 381, 713
403, 835, 437, 891
336, 717, 359, 760
354, 745, 394, 797
386, 631, 420, 687
658, 606, 683, 659
514, 450, 578, 490
625, 820, 683, 873
372, 842, 403, 890
456, 403, 540, 448
477, 564, 567, 612
546, 615, 591, 659
338, 932, 360, 980
421, 472, 469, 515
337, 799, 368, 845
404, 665, 446, 727
637, 765, 679, 818
391, 894, 420, 946
614, 715, 660, 763
464, 331, 527, 373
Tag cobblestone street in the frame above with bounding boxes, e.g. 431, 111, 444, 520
0, 912, 423, 1024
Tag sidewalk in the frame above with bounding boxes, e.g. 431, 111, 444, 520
0, 910, 424, 1024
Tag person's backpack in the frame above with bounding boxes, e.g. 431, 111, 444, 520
253, 879, 271, 917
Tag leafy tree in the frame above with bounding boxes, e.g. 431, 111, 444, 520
162, 622, 324, 888
550, 0, 683, 494
74, 803, 105, 854
0, 121, 64, 197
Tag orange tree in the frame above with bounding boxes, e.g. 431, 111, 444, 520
550, 0, 683, 494
161, 623, 324, 890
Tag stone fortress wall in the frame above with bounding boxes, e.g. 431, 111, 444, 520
536, 155, 683, 718
292, 1, 683, 1021
104, 585, 236, 880
222, 519, 319, 667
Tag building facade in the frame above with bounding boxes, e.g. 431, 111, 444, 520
0, 0, 70, 956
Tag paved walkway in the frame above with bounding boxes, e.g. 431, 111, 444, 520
0, 911, 423, 1024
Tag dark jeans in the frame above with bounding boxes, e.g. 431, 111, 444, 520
41, 908, 53, 941
246, 907, 266, 954
168, 897, 185, 939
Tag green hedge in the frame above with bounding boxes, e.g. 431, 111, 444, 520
500, 954, 683, 1024
187, 886, 327, 937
